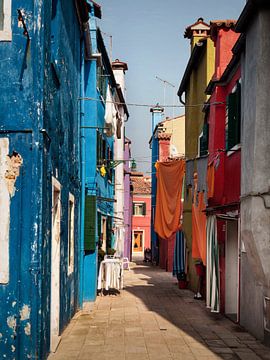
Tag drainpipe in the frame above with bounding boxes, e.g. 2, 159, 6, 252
79, 40, 85, 307
179, 93, 185, 106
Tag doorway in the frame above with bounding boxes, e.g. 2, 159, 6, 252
50, 178, 61, 352
225, 220, 239, 322
133, 230, 144, 254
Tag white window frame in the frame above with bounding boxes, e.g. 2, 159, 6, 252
67, 193, 75, 275
133, 202, 146, 216
0, 0, 12, 41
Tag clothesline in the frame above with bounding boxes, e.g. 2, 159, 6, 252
78, 96, 226, 109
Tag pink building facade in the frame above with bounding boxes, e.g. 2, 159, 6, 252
130, 173, 151, 258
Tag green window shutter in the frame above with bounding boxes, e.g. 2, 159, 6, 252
227, 92, 238, 150
96, 131, 100, 166
97, 212, 101, 237
143, 203, 146, 216
236, 82, 241, 145
106, 217, 112, 250
200, 123, 209, 156
133, 203, 135, 215
84, 195, 96, 251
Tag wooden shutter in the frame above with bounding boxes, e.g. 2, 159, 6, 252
142, 203, 146, 216
106, 217, 112, 249
96, 130, 100, 166
236, 82, 241, 145
227, 89, 241, 150
84, 195, 96, 251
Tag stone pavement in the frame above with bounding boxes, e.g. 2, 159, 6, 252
49, 262, 270, 360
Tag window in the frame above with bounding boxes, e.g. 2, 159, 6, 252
226, 81, 241, 151
68, 193, 75, 274
96, 131, 113, 180
0, 0, 12, 41
198, 122, 209, 157
133, 202, 146, 216
97, 63, 107, 100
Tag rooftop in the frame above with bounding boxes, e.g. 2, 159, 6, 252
131, 173, 151, 195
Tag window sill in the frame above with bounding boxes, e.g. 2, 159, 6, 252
0, 30, 12, 41
227, 144, 241, 157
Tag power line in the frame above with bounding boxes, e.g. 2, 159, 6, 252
78, 96, 225, 109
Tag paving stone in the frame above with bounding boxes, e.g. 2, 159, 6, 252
49, 262, 268, 360
209, 347, 234, 354
235, 349, 262, 360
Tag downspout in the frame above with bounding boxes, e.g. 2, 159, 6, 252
79, 40, 85, 308
179, 93, 185, 106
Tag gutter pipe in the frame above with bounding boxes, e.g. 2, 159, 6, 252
79, 40, 85, 307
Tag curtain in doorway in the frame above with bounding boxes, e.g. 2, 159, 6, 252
206, 215, 220, 313
173, 231, 186, 277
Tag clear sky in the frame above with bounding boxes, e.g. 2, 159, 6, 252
97, 0, 246, 173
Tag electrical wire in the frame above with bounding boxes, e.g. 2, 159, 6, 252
78, 96, 225, 109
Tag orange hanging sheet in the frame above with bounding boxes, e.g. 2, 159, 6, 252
154, 160, 185, 240
192, 179, 207, 265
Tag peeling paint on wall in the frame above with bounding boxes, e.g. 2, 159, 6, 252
5, 151, 23, 197
24, 322, 31, 336
20, 305, 30, 321
0, 139, 23, 284
6, 316, 16, 331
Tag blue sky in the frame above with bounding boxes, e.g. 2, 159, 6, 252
97, 0, 246, 173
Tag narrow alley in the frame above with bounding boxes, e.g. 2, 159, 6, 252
49, 262, 270, 360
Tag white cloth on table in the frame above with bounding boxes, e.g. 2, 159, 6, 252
97, 259, 123, 291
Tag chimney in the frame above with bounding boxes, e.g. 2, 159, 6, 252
112, 59, 128, 97
184, 18, 210, 50
150, 104, 164, 133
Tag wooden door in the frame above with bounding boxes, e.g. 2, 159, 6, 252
133, 231, 143, 252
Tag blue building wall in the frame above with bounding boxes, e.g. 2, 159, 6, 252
150, 106, 164, 263
0, 0, 85, 358
80, 16, 115, 303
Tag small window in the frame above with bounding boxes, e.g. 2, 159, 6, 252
226, 81, 241, 151
133, 202, 146, 216
198, 122, 208, 157
97, 63, 107, 100
68, 193, 75, 274
0, 0, 12, 41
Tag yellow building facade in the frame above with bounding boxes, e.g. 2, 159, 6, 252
177, 18, 215, 291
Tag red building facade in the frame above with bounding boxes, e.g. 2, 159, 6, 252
206, 21, 241, 319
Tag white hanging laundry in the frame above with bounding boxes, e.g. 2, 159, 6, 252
104, 84, 116, 137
